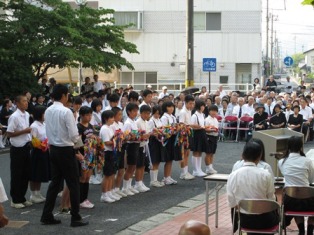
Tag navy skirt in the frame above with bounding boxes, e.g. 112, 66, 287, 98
149, 136, 162, 164
161, 135, 182, 162
190, 129, 208, 153
30, 148, 51, 182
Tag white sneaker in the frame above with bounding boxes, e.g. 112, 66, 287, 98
23, 200, 33, 207
206, 168, 218, 174
162, 177, 175, 185
193, 170, 207, 177
121, 188, 134, 196
183, 172, 195, 180
108, 192, 120, 201
85, 199, 95, 208
134, 184, 148, 193
179, 173, 186, 179
11, 201, 25, 209
100, 194, 115, 203
115, 190, 127, 197
169, 177, 178, 184
129, 187, 139, 194
95, 174, 103, 183
111, 191, 122, 199
150, 181, 164, 188
30, 195, 45, 204
37, 192, 46, 201
80, 199, 94, 209
159, 181, 165, 187
89, 175, 101, 185
141, 183, 150, 191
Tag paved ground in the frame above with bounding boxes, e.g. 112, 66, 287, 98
0, 140, 313, 235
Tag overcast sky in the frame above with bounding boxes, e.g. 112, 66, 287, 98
261, 0, 314, 57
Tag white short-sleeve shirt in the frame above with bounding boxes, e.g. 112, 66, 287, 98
99, 124, 114, 151
191, 111, 205, 127
179, 106, 192, 124
30, 121, 47, 141
7, 108, 31, 147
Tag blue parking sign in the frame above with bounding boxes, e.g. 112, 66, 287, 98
203, 58, 216, 72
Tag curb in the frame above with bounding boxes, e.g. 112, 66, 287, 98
116, 188, 226, 235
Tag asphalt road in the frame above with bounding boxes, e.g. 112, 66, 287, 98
0, 141, 313, 235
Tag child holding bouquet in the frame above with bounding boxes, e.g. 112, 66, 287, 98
160, 101, 182, 185
110, 107, 127, 198
30, 105, 50, 204
204, 105, 219, 174
190, 100, 208, 177
121, 103, 141, 196
100, 110, 120, 203
77, 106, 95, 209
148, 106, 165, 187
135, 105, 152, 193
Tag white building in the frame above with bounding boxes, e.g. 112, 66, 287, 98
304, 48, 314, 73
99, 0, 262, 92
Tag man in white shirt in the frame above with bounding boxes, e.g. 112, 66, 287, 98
227, 141, 277, 232
41, 84, 88, 227
264, 97, 274, 116
242, 96, 255, 117
285, 76, 293, 94
158, 86, 169, 99
0, 178, 9, 228
6, 95, 32, 209
93, 74, 104, 93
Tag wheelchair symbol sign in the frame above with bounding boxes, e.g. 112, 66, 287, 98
203, 58, 216, 72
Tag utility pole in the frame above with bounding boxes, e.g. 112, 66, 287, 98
185, 0, 194, 88
265, 0, 269, 77
270, 14, 274, 75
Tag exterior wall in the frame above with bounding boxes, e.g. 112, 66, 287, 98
96, 0, 262, 88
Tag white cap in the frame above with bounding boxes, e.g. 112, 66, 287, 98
162, 86, 167, 90
147, 84, 152, 89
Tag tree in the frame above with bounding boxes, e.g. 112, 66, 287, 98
302, 0, 314, 6
0, 0, 138, 99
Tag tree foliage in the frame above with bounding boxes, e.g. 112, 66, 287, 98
302, 0, 314, 6
0, 0, 138, 99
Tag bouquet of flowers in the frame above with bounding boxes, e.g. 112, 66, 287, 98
113, 129, 126, 152
175, 123, 193, 148
152, 125, 176, 146
82, 137, 105, 171
125, 129, 146, 142
31, 137, 49, 152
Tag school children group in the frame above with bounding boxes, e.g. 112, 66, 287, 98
6, 88, 219, 210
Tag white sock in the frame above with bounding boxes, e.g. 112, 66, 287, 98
122, 179, 128, 189
166, 176, 171, 180
192, 156, 197, 172
196, 157, 203, 172
209, 164, 213, 169
128, 179, 132, 188
154, 170, 158, 182
150, 170, 154, 182
184, 166, 188, 174
205, 165, 210, 171
31, 191, 36, 197
115, 187, 120, 192
135, 181, 141, 186
181, 167, 186, 175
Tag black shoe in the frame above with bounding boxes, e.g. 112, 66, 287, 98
70, 219, 89, 227
41, 218, 61, 225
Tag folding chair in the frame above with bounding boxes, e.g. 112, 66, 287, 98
221, 115, 238, 141
281, 186, 314, 235
236, 116, 253, 142
237, 199, 281, 235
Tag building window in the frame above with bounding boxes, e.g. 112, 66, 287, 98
206, 13, 221, 30
194, 12, 206, 30
194, 12, 221, 31
113, 12, 143, 30
120, 72, 157, 90
220, 76, 228, 84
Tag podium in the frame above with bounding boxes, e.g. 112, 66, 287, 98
252, 128, 304, 176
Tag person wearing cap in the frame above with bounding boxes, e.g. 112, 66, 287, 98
147, 85, 153, 91
269, 104, 286, 129
253, 104, 268, 131
158, 86, 169, 99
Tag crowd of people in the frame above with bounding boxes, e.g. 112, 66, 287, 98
0, 74, 314, 232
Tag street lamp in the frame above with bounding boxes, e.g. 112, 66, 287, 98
75, 0, 87, 93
